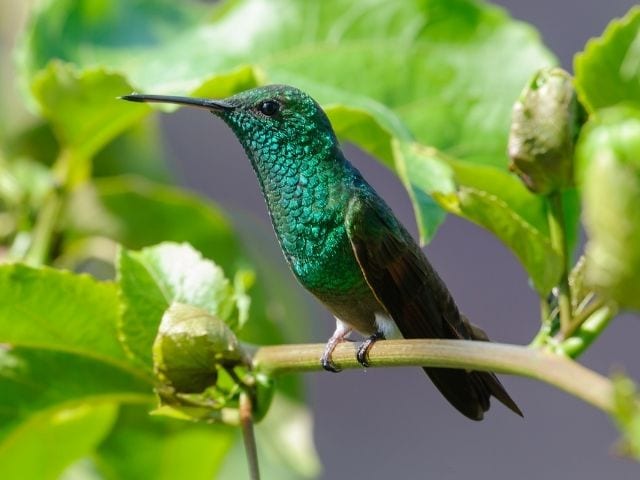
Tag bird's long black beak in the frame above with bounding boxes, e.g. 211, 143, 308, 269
120, 93, 234, 112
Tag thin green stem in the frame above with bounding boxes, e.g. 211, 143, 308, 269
23, 189, 63, 266
540, 297, 551, 326
23, 149, 73, 266
560, 304, 616, 358
562, 297, 606, 340
547, 192, 572, 336
253, 339, 614, 413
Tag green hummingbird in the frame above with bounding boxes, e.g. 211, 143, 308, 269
122, 85, 522, 420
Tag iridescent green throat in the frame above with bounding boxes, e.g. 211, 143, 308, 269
213, 85, 367, 294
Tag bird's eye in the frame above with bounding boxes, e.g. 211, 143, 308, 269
258, 100, 280, 116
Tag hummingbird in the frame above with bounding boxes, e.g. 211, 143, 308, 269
122, 85, 522, 420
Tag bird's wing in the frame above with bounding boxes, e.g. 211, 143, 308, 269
345, 194, 522, 420
344, 194, 467, 341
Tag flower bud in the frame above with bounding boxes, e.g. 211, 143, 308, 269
508, 68, 586, 194
153, 302, 244, 397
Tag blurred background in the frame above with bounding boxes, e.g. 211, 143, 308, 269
2, 1, 640, 479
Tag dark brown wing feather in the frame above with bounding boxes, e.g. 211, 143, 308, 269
345, 195, 522, 420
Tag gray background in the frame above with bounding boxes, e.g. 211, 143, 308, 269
160, 1, 640, 479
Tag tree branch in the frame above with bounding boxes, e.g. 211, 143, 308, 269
252, 339, 614, 413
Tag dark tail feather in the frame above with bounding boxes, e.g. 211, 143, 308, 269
424, 368, 522, 421
424, 320, 523, 421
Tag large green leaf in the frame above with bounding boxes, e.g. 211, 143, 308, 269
577, 106, 640, 310
20, 0, 554, 243
94, 405, 235, 480
0, 346, 151, 448
117, 242, 247, 369
0, 403, 118, 480
396, 144, 572, 294
65, 175, 241, 273
0, 264, 129, 366
0, 264, 152, 446
574, 7, 640, 112
30, 63, 148, 184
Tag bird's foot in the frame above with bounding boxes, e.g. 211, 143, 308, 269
321, 353, 342, 373
320, 320, 352, 373
356, 331, 385, 368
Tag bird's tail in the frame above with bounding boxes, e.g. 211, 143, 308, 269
424, 321, 523, 421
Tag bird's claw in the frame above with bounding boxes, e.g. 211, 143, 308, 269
321, 354, 342, 373
356, 331, 385, 368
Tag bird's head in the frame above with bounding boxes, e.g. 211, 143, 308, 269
122, 85, 339, 166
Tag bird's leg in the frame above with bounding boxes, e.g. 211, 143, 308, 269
356, 330, 385, 368
321, 320, 352, 373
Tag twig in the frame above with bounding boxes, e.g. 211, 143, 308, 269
253, 339, 614, 413
239, 392, 260, 480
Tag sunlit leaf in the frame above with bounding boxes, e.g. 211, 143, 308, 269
0, 403, 118, 480
94, 405, 235, 480
30, 63, 148, 184
399, 144, 568, 294
21, 0, 554, 242
117, 242, 246, 369
0, 346, 151, 443
575, 7, 640, 112
0, 264, 153, 473
0, 264, 128, 364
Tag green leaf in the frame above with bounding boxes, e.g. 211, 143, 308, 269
95, 405, 235, 480
93, 119, 171, 183
30, 62, 148, 183
19, 0, 207, 94
575, 7, 640, 112
21, 0, 554, 241
67, 179, 312, 398
0, 403, 118, 480
0, 264, 153, 467
0, 346, 151, 441
117, 242, 245, 369
0, 264, 129, 365
391, 142, 453, 243
66, 176, 241, 274
399, 145, 565, 294
5, 121, 58, 168
577, 106, 640, 310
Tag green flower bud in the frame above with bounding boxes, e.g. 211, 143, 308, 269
508, 68, 586, 194
153, 302, 245, 397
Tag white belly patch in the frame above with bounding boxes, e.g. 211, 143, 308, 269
374, 312, 402, 339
